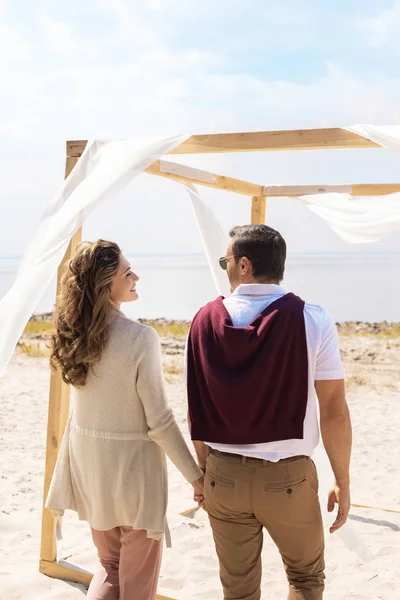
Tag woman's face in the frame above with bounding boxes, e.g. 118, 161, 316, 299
110, 255, 139, 306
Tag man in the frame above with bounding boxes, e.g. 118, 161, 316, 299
187, 225, 352, 600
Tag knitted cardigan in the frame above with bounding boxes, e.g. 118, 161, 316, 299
46, 309, 202, 541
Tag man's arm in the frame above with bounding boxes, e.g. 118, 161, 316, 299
187, 412, 208, 471
315, 379, 352, 533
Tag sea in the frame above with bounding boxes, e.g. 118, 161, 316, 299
1, 252, 400, 323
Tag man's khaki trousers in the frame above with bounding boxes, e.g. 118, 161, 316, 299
204, 450, 325, 600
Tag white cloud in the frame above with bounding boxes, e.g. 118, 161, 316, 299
354, 1, 400, 47
38, 10, 96, 58
2, 1, 400, 258
144, 0, 192, 10
37, 1, 160, 59
0, 17, 34, 65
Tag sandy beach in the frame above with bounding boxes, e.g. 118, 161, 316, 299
0, 324, 399, 600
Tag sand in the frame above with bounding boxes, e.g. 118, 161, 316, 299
0, 331, 399, 599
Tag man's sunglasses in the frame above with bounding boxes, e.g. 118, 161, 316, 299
219, 256, 234, 270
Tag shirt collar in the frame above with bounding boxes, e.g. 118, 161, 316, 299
231, 283, 287, 297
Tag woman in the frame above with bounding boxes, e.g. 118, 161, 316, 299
46, 239, 204, 600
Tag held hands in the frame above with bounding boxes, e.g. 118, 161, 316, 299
191, 474, 205, 508
327, 483, 350, 534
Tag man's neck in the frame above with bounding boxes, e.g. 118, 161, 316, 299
231, 279, 280, 292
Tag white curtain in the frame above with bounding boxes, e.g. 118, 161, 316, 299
0, 135, 188, 376
346, 124, 400, 153
300, 192, 400, 243
298, 124, 400, 243
3, 123, 400, 376
184, 182, 230, 298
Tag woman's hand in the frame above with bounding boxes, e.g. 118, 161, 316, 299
191, 475, 205, 508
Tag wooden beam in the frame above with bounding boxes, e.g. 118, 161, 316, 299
67, 127, 380, 158
351, 183, 400, 196
263, 183, 400, 197
67, 140, 87, 157
251, 196, 266, 224
39, 560, 175, 598
40, 560, 93, 588
145, 160, 263, 196
65, 141, 399, 199
64, 156, 79, 179
263, 184, 351, 196
40, 157, 82, 563
170, 128, 380, 154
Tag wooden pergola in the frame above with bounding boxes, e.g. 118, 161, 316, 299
39, 127, 396, 596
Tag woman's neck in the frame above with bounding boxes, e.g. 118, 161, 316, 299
109, 300, 121, 311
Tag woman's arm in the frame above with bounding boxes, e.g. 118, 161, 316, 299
136, 327, 203, 484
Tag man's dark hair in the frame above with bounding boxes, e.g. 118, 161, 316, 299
229, 224, 287, 281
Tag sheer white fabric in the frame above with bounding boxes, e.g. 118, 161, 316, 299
184, 182, 230, 298
346, 124, 400, 153
298, 124, 400, 243
0, 135, 188, 376
300, 192, 400, 243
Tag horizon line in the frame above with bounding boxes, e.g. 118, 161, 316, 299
2, 250, 400, 260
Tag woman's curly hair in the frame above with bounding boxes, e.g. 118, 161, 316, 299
50, 240, 121, 387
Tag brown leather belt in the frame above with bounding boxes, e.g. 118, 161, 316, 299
209, 448, 306, 465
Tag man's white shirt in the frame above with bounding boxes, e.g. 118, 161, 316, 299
188, 284, 344, 462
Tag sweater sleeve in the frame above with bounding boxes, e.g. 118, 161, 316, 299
135, 327, 202, 484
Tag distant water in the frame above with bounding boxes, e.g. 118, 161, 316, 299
1, 253, 400, 322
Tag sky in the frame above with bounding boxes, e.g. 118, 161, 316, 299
1, 0, 400, 257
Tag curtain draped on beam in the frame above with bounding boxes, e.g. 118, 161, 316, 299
298, 125, 400, 243
299, 192, 400, 243
0, 135, 189, 376
183, 182, 230, 297
2, 123, 400, 378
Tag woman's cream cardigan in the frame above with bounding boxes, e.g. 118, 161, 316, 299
46, 309, 202, 541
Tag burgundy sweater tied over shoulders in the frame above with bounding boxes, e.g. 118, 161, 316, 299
187, 293, 308, 445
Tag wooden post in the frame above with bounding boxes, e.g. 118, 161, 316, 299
40, 156, 82, 564
251, 196, 266, 224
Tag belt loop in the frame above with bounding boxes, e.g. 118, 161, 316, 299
241, 456, 247, 465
